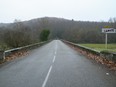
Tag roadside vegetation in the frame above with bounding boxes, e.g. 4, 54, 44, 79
40, 29, 50, 41
0, 20, 50, 50
80, 44, 116, 53
0, 17, 116, 50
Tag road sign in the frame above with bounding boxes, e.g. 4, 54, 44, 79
102, 28, 116, 33
102, 28, 116, 49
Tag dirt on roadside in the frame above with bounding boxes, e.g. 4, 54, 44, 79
0, 50, 29, 64
66, 42, 116, 71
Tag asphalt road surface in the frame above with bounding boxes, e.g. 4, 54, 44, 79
0, 40, 116, 87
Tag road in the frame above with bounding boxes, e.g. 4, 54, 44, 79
0, 40, 116, 87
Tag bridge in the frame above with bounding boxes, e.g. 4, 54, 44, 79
0, 40, 116, 87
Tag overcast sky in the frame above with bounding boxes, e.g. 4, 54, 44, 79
0, 0, 116, 23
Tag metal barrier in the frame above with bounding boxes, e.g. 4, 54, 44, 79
62, 39, 116, 62
0, 41, 49, 61
62, 40, 100, 54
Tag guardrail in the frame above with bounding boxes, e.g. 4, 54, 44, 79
62, 40, 100, 55
62, 40, 116, 62
0, 41, 49, 61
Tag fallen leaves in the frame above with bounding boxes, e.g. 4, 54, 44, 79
0, 50, 29, 64
66, 42, 116, 71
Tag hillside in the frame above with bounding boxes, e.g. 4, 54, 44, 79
22, 17, 116, 43
0, 17, 116, 48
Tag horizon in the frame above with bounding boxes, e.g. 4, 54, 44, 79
0, 16, 111, 24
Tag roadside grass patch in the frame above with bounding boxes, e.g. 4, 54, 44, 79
79, 44, 116, 53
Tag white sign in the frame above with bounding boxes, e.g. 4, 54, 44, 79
102, 28, 116, 33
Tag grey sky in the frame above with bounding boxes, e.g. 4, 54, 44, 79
0, 0, 116, 23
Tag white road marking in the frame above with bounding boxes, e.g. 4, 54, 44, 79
55, 41, 57, 54
52, 56, 56, 63
54, 40, 57, 55
42, 66, 52, 87
55, 51, 57, 55
55, 45, 57, 50
42, 41, 58, 87
55, 41, 57, 50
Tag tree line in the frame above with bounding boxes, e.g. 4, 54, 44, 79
0, 17, 116, 49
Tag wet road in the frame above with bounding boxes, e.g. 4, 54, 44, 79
0, 40, 116, 87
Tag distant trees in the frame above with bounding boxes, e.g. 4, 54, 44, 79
40, 29, 50, 41
0, 17, 116, 50
109, 17, 116, 23
3, 21, 32, 48
108, 17, 116, 29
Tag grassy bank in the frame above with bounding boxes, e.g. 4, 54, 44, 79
79, 44, 116, 53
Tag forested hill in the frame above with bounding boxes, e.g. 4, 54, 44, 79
18, 17, 116, 43
0, 17, 116, 48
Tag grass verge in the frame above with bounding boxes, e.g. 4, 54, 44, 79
79, 44, 116, 53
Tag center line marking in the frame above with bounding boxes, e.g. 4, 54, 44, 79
52, 56, 56, 63
55, 51, 56, 55
42, 65, 52, 87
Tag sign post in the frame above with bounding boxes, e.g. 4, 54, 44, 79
102, 28, 116, 49
105, 33, 107, 49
